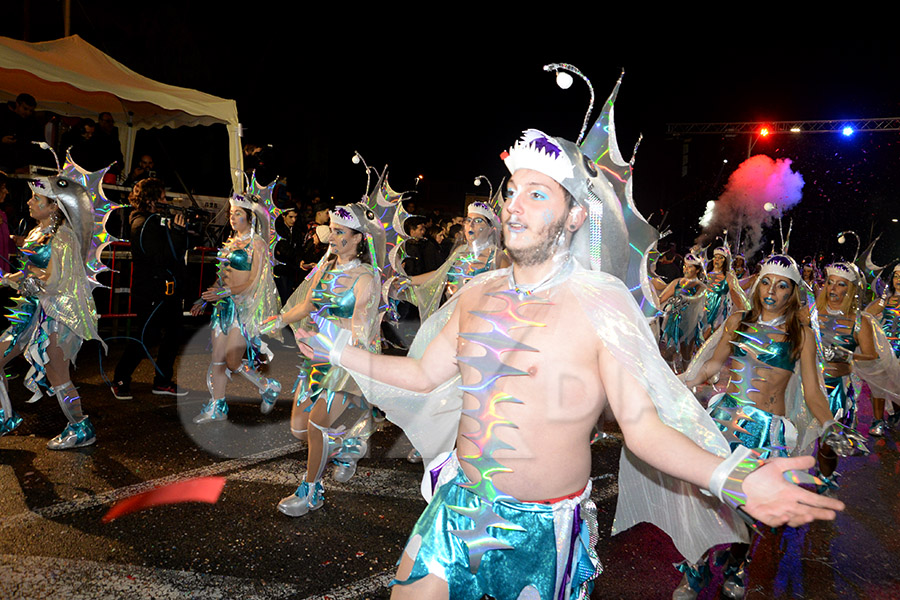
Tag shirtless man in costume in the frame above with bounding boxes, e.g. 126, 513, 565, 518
298, 130, 844, 600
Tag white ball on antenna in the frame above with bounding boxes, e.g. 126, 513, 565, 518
556, 71, 574, 90
351, 154, 360, 164
763, 202, 775, 212
838, 235, 846, 244
473, 178, 481, 186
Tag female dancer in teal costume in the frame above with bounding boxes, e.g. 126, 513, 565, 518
658, 253, 706, 371
815, 263, 877, 429
680, 254, 861, 600
865, 264, 900, 435
267, 203, 383, 516
701, 246, 749, 338
191, 188, 282, 423
0, 154, 114, 449
404, 201, 508, 322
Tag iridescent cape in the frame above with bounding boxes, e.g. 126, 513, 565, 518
854, 312, 900, 402
233, 233, 283, 343
42, 224, 103, 357
343, 265, 746, 562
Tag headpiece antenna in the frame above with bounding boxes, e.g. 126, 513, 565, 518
542, 63, 596, 145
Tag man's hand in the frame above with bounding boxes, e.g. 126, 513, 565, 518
742, 455, 845, 528
173, 212, 186, 228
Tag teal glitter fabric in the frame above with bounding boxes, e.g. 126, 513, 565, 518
226, 248, 251, 271
393, 467, 598, 600
732, 339, 795, 372
703, 276, 729, 329
824, 375, 853, 419
710, 394, 787, 456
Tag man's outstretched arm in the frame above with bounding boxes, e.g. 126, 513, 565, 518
598, 341, 845, 528
300, 298, 462, 394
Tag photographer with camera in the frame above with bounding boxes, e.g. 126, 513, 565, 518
124, 154, 157, 187
110, 178, 188, 399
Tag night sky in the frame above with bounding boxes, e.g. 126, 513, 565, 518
7, 4, 900, 265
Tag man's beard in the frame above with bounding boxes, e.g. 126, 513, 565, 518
503, 213, 567, 267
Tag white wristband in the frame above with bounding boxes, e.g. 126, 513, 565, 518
330, 329, 351, 365
708, 445, 754, 503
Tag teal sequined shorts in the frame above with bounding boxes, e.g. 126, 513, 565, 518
393, 453, 601, 600
709, 393, 791, 456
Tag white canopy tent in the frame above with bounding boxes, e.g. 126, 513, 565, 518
0, 34, 242, 190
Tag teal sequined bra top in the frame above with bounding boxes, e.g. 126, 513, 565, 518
311, 269, 358, 319
226, 247, 252, 271
19, 233, 52, 270
732, 335, 795, 372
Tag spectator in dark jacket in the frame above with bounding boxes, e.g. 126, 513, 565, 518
274, 207, 303, 302
403, 216, 442, 276
110, 178, 188, 399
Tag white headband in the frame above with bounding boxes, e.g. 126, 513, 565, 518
330, 205, 363, 231
826, 263, 858, 284
467, 201, 497, 226
502, 129, 575, 188
758, 254, 801, 284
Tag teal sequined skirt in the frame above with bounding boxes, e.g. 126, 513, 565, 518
1, 297, 81, 398
824, 375, 855, 425
210, 296, 238, 335
709, 393, 788, 456
210, 296, 268, 365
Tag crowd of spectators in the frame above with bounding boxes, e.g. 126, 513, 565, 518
0, 90, 494, 317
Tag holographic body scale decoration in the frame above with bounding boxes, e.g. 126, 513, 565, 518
713, 321, 788, 448
446, 248, 496, 291
449, 289, 550, 573
819, 313, 859, 362
881, 300, 900, 356
304, 268, 359, 414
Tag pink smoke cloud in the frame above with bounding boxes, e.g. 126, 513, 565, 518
698, 154, 804, 257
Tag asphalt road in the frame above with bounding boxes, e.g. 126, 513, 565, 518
0, 322, 898, 599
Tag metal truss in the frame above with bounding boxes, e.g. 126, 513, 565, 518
666, 118, 900, 136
